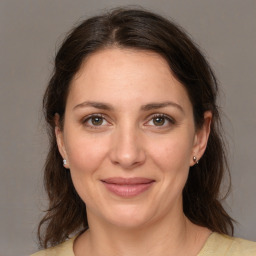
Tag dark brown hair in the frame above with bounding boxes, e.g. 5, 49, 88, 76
38, 7, 234, 248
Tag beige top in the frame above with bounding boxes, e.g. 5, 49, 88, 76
31, 232, 256, 256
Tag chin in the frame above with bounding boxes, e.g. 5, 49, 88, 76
109, 216, 150, 230
102, 204, 154, 230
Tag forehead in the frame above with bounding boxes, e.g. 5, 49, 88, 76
74, 47, 173, 82
67, 48, 192, 111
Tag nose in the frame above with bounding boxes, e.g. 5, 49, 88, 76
109, 125, 146, 169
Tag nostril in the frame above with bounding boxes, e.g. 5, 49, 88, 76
110, 153, 146, 169
108, 130, 146, 169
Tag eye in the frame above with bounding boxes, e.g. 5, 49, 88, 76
91, 116, 104, 126
145, 114, 175, 128
152, 116, 166, 126
83, 114, 110, 128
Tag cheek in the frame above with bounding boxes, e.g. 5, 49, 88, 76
149, 133, 194, 173
64, 132, 109, 175
64, 133, 110, 205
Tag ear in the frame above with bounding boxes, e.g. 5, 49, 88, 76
190, 111, 212, 166
54, 113, 69, 168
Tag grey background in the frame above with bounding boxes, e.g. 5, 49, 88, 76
0, 0, 255, 255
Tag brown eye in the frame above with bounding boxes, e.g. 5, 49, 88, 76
91, 116, 104, 126
83, 114, 111, 130
153, 116, 165, 126
83, 114, 107, 127
145, 114, 175, 128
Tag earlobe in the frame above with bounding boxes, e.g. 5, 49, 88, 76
54, 114, 69, 168
191, 111, 212, 166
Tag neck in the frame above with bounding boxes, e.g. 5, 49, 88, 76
74, 207, 210, 256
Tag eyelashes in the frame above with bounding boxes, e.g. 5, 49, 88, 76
82, 114, 110, 128
146, 114, 175, 127
82, 113, 176, 129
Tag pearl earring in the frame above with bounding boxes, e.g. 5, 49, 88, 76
63, 159, 67, 166
193, 156, 199, 164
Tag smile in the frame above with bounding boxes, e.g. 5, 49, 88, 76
101, 177, 155, 198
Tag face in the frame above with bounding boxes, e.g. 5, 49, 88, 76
56, 48, 211, 229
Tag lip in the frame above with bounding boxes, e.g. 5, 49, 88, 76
101, 177, 155, 198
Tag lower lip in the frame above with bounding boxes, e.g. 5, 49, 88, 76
102, 182, 154, 198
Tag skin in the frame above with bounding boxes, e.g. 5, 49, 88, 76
55, 48, 212, 256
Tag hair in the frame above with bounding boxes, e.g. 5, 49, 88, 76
38, 7, 234, 249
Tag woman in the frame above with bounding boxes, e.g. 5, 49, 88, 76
32, 8, 256, 256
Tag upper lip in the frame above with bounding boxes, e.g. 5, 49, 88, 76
101, 177, 155, 185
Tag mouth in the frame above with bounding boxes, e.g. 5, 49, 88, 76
101, 177, 155, 198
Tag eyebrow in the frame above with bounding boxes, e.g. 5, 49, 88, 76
73, 101, 114, 111
141, 101, 184, 113
73, 100, 184, 113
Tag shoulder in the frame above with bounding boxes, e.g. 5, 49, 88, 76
30, 236, 76, 256
198, 232, 256, 256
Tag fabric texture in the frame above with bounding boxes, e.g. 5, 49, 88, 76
31, 232, 256, 256
198, 233, 256, 255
